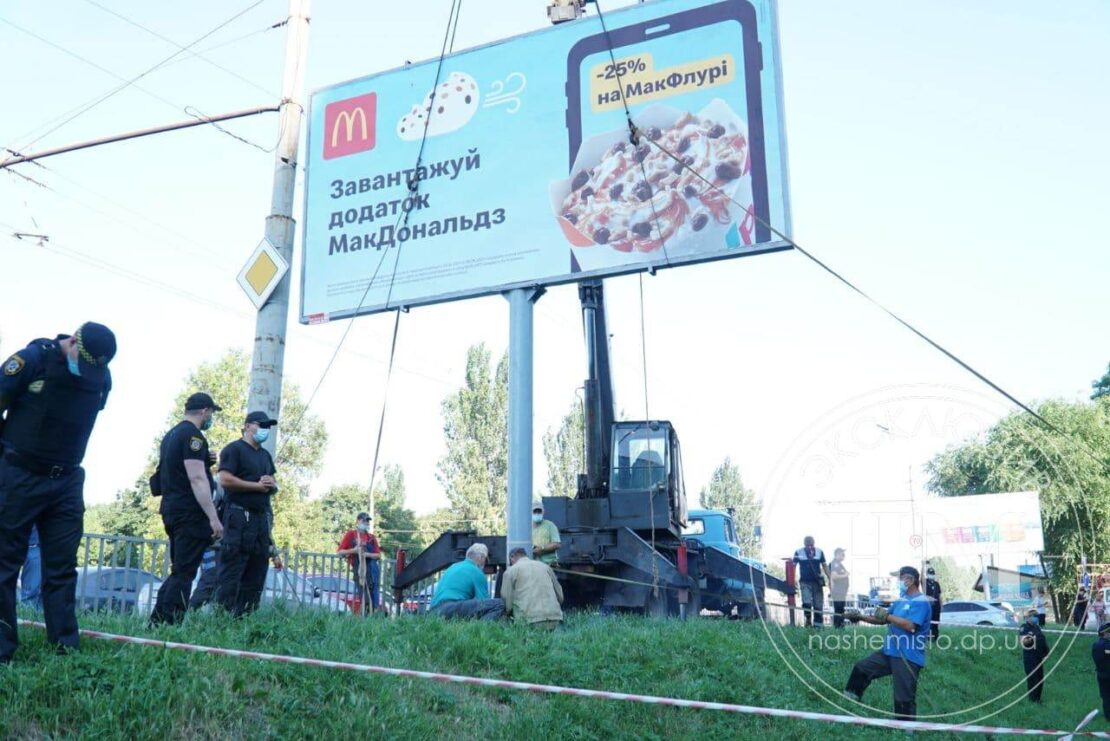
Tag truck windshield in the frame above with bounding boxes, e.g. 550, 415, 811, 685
611, 424, 668, 492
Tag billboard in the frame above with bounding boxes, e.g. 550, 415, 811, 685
300, 0, 791, 322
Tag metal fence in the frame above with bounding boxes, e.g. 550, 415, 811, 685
22, 533, 816, 622
27, 533, 403, 617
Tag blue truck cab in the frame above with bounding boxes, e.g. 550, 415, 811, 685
682, 508, 767, 617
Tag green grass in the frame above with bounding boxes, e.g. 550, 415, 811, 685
1, 608, 1105, 739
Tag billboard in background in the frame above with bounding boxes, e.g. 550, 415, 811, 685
300, 0, 790, 322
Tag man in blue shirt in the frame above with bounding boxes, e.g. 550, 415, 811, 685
843, 565, 932, 720
429, 543, 505, 620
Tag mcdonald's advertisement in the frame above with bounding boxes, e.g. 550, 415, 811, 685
301, 0, 791, 322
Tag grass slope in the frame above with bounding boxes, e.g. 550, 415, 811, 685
1, 608, 1105, 739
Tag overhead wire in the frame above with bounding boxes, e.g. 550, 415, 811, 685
0, 16, 273, 155
6, 0, 270, 154
81, 0, 278, 98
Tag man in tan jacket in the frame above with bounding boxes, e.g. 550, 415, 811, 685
502, 547, 564, 629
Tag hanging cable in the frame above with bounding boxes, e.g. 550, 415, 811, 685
274, 0, 464, 460
366, 311, 402, 513
633, 131, 1110, 475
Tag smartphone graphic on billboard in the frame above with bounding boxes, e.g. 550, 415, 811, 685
557, 1, 770, 272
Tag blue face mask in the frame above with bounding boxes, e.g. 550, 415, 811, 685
67, 356, 81, 376
898, 580, 909, 597
201, 414, 214, 431
254, 428, 270, 444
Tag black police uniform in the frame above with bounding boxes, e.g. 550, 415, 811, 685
215, 439, 276, 616
1093, 632, 1110, 720
925, 577, 942, 641
1018, 620, 1049, 702
149, 421, 216, 625
0, 336, 111, 661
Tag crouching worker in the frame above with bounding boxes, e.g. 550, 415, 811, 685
842, 565, 931, 720
502, 547, 563, 630
429, 543, 504, 620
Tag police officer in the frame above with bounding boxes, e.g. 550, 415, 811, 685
215, 411, 278, 617
149, 393, 224, 626
1019, 607, 1050, 702
0, 322, 116, 662
925, 565, 942, 642
1094, 621, 1110, 720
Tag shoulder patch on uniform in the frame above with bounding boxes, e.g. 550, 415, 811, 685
189, 437, 204, 452
3, 355, 25, 376
28, 380, 45, 393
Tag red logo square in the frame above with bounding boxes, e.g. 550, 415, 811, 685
323, 93, 377, 160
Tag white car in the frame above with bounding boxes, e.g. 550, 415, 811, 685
939, 600, 1017, 627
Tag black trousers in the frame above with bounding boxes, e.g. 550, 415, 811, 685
930, 608, 941, 641
1024, 663, 1045, 702
846, 650, 922, 720
1099, 677, 1110, 720
216, 506, 271, 617
0, 458, 84, 660
150, 515, 210, 625
188, 547, 220, 610
832, 600, 847, 629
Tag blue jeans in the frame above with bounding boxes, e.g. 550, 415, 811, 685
20, 526, 42, 609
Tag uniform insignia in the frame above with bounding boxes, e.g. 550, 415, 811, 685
189, 437, 203, 452
3, 355, 24, 376
28, 380, 45, 393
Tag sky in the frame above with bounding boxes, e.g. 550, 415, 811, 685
2, 0, 1108, 582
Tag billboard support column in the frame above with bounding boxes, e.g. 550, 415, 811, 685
505, 286, 545, 561
248, 0, 311, 452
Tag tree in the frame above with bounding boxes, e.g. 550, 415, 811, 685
436, 344, 508, 534
316, 465, 420, 556
99, 349, 328, 546
1092, 363, 1110, 400
925, 399, 1110, 596
699, 457, 761, 557
543, 398, 584, 499
928, 556, 978, 601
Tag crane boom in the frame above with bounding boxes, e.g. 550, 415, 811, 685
579, 280, 616, 498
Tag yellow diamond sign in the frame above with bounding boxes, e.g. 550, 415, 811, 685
237, 238, 289, 310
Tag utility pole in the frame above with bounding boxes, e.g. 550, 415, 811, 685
248, 0, 311, 453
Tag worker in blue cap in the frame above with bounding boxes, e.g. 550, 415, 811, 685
0, 322, 116, 663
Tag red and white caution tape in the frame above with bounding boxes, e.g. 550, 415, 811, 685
16, 620, 1110, 737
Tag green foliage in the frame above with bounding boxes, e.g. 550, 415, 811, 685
928, 556, 979, 601
437, 344, 508, 534
2, 609, 1104, 738
925, 398, 1110, 594
1092, 363, 1110, 400
542, 398, 585, 499
99, 349, 328, 547
698, 457, 761, 557
317, 466, 420, 556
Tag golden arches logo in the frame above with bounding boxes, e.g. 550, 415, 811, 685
331, 107, 369, 147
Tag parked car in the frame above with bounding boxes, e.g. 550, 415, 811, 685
401, 583, 436, 614
75, 567, 162, 614
306, 573, 363, 614
940, 600, 1017, 627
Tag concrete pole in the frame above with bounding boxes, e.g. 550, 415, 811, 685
248, 0, 311, 454
505, 287, 543, 561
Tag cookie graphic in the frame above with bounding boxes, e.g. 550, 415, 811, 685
397, 71, 480, 140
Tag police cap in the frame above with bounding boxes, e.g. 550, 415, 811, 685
185, 392, 223, 412
244, 411, 278, 428
74, 322, 116, 383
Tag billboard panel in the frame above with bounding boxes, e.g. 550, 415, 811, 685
300, 0, 791, 322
